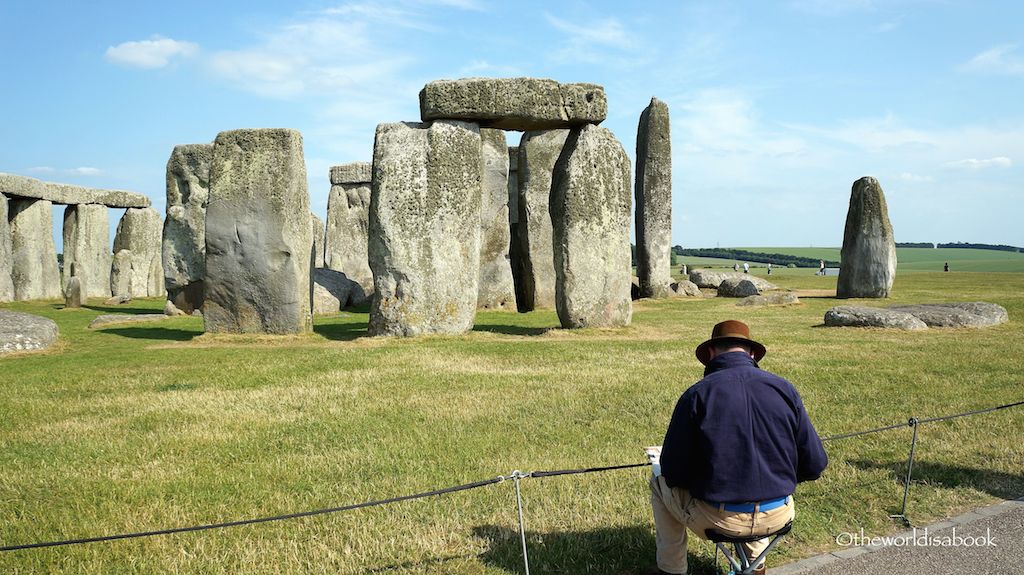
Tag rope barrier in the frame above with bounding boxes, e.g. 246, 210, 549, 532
1, 399, 1020, 553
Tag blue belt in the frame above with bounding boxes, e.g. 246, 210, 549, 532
712, 496, 790, 513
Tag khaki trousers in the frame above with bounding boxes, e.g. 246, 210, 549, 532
649, 476, 795, 574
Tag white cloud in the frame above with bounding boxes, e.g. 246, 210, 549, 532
105, 36, 199, 69
960, 44, 1024, 76
458, 59, 524, 77
676, 89, 807, 158
26, 166, 55, 174
898, 172, 933, 182
545, 13, 634, 50
944, 157, 1013, 170
67, 167, 102, 176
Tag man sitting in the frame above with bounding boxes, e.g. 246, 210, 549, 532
650, 320, 828, 574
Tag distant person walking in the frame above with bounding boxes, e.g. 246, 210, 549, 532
681, 264, 688, 276
767, 263, 772, 275
734, 263, 740, 272
743, 262, 749, 274
818, 260, 825, 276
944, 262, 949, 272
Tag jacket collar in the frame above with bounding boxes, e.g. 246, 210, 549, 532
704, 351, 759, 376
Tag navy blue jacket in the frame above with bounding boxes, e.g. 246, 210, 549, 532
660, 352, 828, 502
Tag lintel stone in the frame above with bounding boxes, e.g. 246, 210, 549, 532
0, 172, 150, 208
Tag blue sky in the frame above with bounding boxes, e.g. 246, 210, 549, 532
2, 0, 1022, 248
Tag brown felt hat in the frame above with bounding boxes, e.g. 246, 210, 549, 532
695, 320, 766, 366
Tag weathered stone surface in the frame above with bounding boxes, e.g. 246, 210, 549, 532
104, 294, 131, 305
738, 292, 800, 307
164, 299, 187, 316
507, 146, 519, 225
0, 310, 59, 353
311, 212, 325, 268
64, 276, 82, 308
669, 279, 702, 297
0, 195, 15, 302
312, 268, 367, 315
62, 204, 111, 299
113, 207, 164, 298
110, 249, 133, 298
88, 313, 169, 329
368, 120, 482, 336
635, 97, 673, 298
824, 306, 927, 330
688, 269, 776, 291
330, 162, 372, 185
325, 163, 373, 293
419, 78, 607, 131
0, 172, 150, 208
477, 128, 515, 310
550, 124, 632, 328
205, 128, 313, 334
889, 302, 1008, 328
509, 129, 568, 311
837, 177, 897, 298
8, 198, 61, 300
163, 143, 212, 314
717, 278, 761, 297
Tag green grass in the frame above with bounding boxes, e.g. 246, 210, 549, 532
716, 247, 1024, 273
2, 273, 1023, 574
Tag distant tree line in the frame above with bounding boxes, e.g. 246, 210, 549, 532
896, 242, 935, 248
672, 246, 838, 268
936, 242, 1022, 252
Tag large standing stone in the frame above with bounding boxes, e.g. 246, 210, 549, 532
477, 128, 515, 309
635, 97, 673, 298
368, 120, 482, 336
8, 198, 61, 300
113, 207, 164, 298
550, 125, 632, 328
310, 212, 325, 268
110, 249, 133, 298
837, 177, 897, 298
163, 143, 212, 313
64, 275, 83, 308
419, 78, 607, 131
0, 195, 15, 302
509, 129, 568, 311
204, 128, 313, 334
62, 204, 111, 299
325, 162, 373, 294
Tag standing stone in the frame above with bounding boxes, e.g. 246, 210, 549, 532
325, 162, 373, 294
110, 249, 133, 298
368, 120, 482, 336
0, 195, 15, 302
635, 97, 673, 298
509, 129, 568, 311
62, 204, 111, 299
477, 129, 515, 309
163, 143, 212, 313
837, 177, 897, 298
204, 128, 313, 334
65, 275, 82, 308
8, 198, 61, 300
113, 207, 165, 298
550, 125, 633, 328
507, 147, 519, 225
310, 212, 325, 268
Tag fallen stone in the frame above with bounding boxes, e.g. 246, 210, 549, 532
163, 143, 212, 313
64, 276, 83, 308
104, 294, 132, 305
738, 292, 800, 307
889, 302, 1009, 328
312, 268, 366, 315
635, 97, 673, 298
325, 163, 373, 294
0, 172, 150, 208
477, 128, 515, 310
550, 125, 632, 328
63, 204, 111, 299
509, 129, 568, 311
0, 194, 15, 302
205, 128, 313, 334
164, 299, 187, 316
368, 120, 482, 336
8, 198, 62, 300
88, 313, 169, 329
110, 249, 133, 299
113, 207, 164, 298
688, 269, 777, 291
0, 310, 59, 353
419, 77, 607, 131
824, 306, 928, 330
717, 278, 762, 297
837, 177, 897, 298
669, 280, 702, 297
311, 212, 325, 268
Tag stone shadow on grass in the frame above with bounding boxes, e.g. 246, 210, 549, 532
99, 327, 199, 341
849, 459, 1024, 501
472, 324, 551, 336
472, 524, 721, 575
313, 320, 368, 341
83, 304, 165, 316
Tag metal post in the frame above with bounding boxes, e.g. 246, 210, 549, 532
890, 417, 919, 524
512, 471, 531, 575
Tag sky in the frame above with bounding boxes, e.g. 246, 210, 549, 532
2, 0, 1022, 249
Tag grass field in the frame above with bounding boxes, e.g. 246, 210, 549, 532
698, 247, 1024, 273
2, 271, 1023, 574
